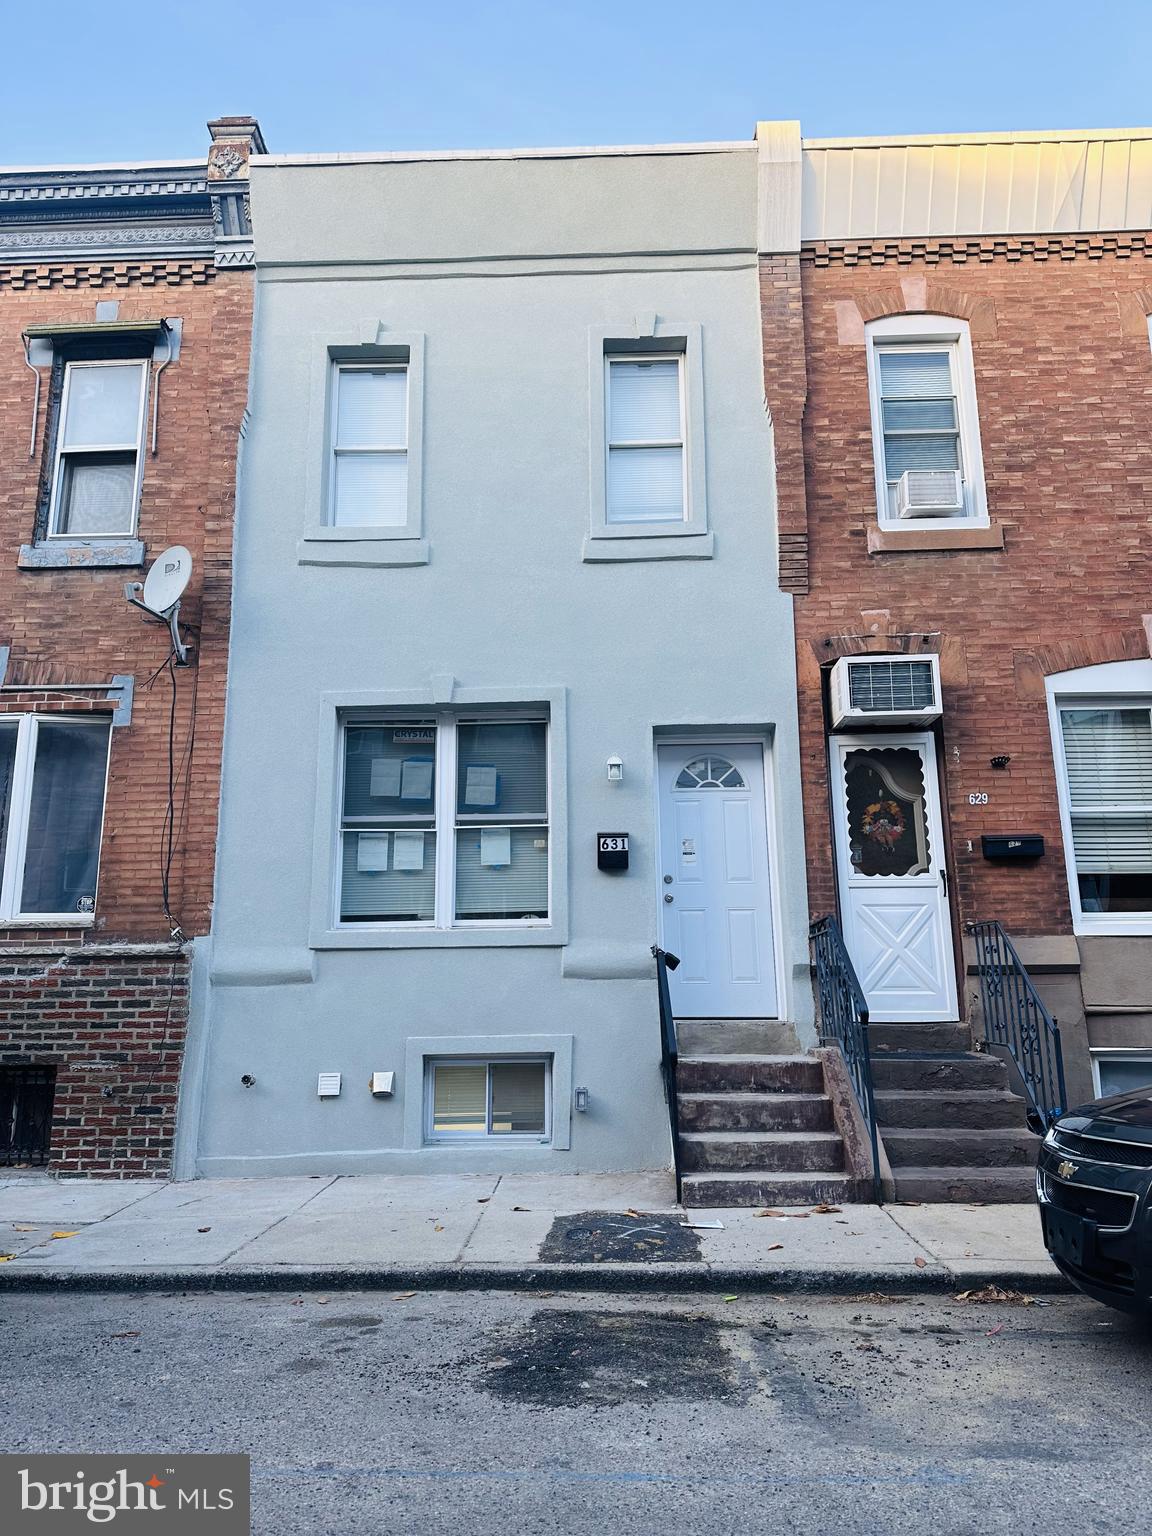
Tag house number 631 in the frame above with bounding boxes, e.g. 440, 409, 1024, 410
968, 792, 989, 805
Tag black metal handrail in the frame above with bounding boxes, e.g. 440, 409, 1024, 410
652, 945, 683, 1202
810, 916, 882, 1204
969, 920, 1067, 1129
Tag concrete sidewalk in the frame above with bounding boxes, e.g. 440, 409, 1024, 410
0, 1171, 1065, 1294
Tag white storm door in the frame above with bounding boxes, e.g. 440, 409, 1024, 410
831, 733, 958, 1023
657, 743, 777, 1018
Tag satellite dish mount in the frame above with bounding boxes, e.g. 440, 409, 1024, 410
125, 545, 193, 665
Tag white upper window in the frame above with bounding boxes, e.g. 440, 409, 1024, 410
329, 364, 409, 527
0, 715, 111, 924
605, 355, 686, 524
866, 316, 987, 529
48, 360, 148, 538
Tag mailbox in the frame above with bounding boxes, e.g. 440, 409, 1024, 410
597, 832, 629, 872
982, 834, 1044, 861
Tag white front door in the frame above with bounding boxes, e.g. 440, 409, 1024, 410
831, 732, 958, 1023
656, 743, 778, 1018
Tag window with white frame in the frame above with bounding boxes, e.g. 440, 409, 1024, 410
48, 360, 149, 537
1056, 701, 1152, 919
1092, 1052, 1152, 1098
425, 1057, 551, 1141
605, 355, 686, 524
866, 317, 987, 527
338, 713, 549, 928
0, 716, 112, 923
329, 363, 409, 527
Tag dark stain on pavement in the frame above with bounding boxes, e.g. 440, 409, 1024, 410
481, 1309, 739, 1408
538, 1211, 701, 1263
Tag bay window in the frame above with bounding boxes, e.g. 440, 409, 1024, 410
0, 716, 112, 923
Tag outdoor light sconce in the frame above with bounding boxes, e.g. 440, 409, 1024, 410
606, 755, 623, 783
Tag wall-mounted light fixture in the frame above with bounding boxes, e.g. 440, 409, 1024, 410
606, 756, 623, 783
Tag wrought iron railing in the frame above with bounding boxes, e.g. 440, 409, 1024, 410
968, 920, 1067, 1129
810, 916, 882, 1204
652, 945, 683, 1202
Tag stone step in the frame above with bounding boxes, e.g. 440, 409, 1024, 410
681, 1170, 866, 1209
676, 1055, 824, 1095
869, 1022, 971, 1053
890, 1165, 1039, 1204
868, 1052, 1009, 1092
875, 1089, 1030, 1130
680, 1130, 845, 1174
678, 1020, 801, 1055
882, 1126, 1039, 1169
677, 1091, 834, 1133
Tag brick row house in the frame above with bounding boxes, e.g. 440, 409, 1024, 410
0, 118, 262, 1174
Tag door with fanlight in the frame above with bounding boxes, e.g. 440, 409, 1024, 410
831, 733, 958, 1022
656, 743, 777, 1018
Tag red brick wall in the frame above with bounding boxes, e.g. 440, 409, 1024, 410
777, 245, 1152, 938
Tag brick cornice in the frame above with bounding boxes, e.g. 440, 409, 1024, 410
0, 259, 218, 289
803, 231, 1152, 268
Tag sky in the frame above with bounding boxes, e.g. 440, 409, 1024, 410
1, 0, 1149, 165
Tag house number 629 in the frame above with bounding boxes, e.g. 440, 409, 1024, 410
968, 792, 989, 806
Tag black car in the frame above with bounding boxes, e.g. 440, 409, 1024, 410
1037, 1089, 1152, 1313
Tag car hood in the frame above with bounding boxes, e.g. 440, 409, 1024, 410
1058, 1089, 1152, 1142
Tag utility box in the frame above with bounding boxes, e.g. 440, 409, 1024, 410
982, 834, 1044, 861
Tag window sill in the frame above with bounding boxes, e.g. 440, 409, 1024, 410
0, 915, 94, 929
1073, 918, 1152, 939
18, 539, 144, 570
297, 536, 429, 568
311, 924, 565, 950
866, 522, 1004, 554
582, 531, 714, 562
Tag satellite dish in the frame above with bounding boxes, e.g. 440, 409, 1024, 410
140, 545, 192, 616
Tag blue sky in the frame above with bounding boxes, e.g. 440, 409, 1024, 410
2, 1, 1149, 164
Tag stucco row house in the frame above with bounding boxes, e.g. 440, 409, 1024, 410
4, 119, 1152, 1206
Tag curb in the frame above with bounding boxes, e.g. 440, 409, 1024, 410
0, 1262, 1075, 1296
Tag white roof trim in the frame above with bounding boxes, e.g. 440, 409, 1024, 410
255, 141, 753, 168
804, 127, 1152, 149
0, 158, 205, 175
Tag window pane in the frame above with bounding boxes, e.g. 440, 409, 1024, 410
882, 433, 960, 478
844, 747, 931, 878
1096, 1057, 1152, 1096
56, 453, 137, 534
490, 1062, 546, 1135
336, 369, 407, 449
62, 364, 144, 447
0, 726, 16, 881
881, 398, 958, 432
432, 1064, 488, 1134
1062, 709, 1152, 807
333, 451, 408, 526
340, 829, 436, 921
609, 360, 681, 442
455, 827, 548, 920
607, 445, 684, 523
20, 722, 109, 915
878, 350, 952, 399
456, 721, 546, 817
343, 724, 436, 820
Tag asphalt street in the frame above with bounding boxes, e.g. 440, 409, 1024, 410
1, 1288, 1147, 1535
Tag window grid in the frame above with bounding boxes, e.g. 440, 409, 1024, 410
605, 354, 687, 525
47, 360, 149, 538
328, 363, 410, 528
876, 344, 963, 489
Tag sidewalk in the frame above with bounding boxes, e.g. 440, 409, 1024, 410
0, 1171, 1066, 1294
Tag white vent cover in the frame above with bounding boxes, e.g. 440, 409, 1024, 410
895, 469, 963, 518
317, 1072, 342, 1098
830, 655, 943, 729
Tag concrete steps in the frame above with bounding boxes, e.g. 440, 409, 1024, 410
680, 1130, 845, 1173
677, 1091, 834, 1133
882, 1126, 1038, 1168
875, 1089, 1030, 1130
677, 1055, 824, 1094
681, 1170, 865, 1209
869, 1021, 971, 1053
869, 1052, 1010, 1092
888, 1165, 1039, 1203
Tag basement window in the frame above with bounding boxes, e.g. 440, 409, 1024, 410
425, 1058, 551, 1142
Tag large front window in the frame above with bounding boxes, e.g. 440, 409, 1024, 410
0, 716, 112, 923
338, 713, 549, 928
1059, 704, 1152, 916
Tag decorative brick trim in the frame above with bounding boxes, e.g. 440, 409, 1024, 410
1013, 629, 1151, 700
803, 232, 1152, 269
759, 254, 810, 593
0, 260, 217, 290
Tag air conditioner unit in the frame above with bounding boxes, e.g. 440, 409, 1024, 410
830, 655, 943, 729
895, 469, 963, 519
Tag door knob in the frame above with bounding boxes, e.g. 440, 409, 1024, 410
664, 893, 674, 904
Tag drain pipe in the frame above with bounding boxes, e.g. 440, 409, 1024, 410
21, 333, 41, 459
151, 321, 173, 455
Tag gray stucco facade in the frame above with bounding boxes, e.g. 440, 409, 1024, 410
177, 141, 811, 1178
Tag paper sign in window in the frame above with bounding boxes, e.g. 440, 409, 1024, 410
370, 758, 403, 798
400, 757, 434, 801
357, 832, 390, 872
393, 830, 425, 871
480, 828, 512, 867
464, 764, 499, 808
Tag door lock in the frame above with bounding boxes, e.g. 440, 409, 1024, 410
663, 875, 673, 884
664, 893, 674, 903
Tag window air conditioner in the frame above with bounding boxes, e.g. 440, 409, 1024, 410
830, 655, 943, 729
895, 469, 964, 518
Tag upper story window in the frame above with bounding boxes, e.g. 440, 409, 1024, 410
605, 355, 686, 525
0, 715, 112, 925
866, 316, 987, 529
338, 712, 550, 930
329, 363, 409, 527
48, 360, 149, 538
